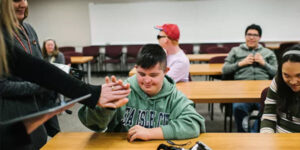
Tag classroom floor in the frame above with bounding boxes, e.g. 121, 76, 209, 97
57, 74, 237, 133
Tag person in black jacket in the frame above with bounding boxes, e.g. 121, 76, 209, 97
0, 0, 131, 149
3, 0, 61, 148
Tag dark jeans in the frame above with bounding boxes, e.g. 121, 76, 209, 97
233, 102, 260, 132
44, 115, 60, 137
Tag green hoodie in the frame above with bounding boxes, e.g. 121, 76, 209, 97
78, 75, 205, 139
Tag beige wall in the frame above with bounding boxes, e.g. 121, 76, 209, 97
26, 0, 288, 50
27, 0, 92, 50
26, 0, 168, 51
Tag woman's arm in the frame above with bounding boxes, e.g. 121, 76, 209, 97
7, 42, 101, 108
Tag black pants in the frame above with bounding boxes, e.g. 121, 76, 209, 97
44, 115, 60, 137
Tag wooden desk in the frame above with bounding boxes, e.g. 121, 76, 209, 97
189, 63, 223, 76
129, 63, 223, 76
266, 46, 279, 51
187, 54, 228, 62
71, 56, 93, 83
176, 80, 271, 103
42, 132, 300, 150
71, 56, 93, 64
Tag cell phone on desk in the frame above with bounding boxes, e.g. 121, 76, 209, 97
190, 141, 212, 150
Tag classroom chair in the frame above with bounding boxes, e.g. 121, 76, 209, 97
179, 44, 194, 54
244, 87, 268, 132
204, 46, 230, 54
82, 46, 100, 72
102, 45, 123, 72
58, 46, 75, 53
125, 45, 142, 71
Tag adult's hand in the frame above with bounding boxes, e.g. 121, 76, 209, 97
23, 104, 74, 134
98, 76, 131, 109
238, 54, 254, 67
254, 53, 265, 66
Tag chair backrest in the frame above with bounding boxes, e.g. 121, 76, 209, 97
179, 44, 194, 54
64, 56, 71, 64
82, 46, 100, 57
279, 42, 298, 51
62, 51, 83, 56
205, 46, 230, 54
105, 45, 123, 59
59, 46, 75, 53
127, 45, 142, 58
260, 42, 266, 47
259, 87, 269, 114
208, 56, 226, 64
223, 43, 240, 51
188, 73, 192, 81
200, 43, 218, 53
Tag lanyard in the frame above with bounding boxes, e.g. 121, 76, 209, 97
14, 26, 32, 54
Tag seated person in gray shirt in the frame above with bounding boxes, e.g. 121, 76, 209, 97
222, 24, 277, 132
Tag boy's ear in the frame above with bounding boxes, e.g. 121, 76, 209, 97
164, 67, 170, 74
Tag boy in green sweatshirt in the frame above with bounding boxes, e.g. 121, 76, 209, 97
78, 44, 205, 142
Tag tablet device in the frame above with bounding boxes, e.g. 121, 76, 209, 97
0, 94, 91, 125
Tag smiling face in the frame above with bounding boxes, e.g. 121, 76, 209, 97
136, 63, 168, 97
45, 40, 55, 54
245, 29, 261, 49
13, 0, 28, 22
282, 61, 300, 93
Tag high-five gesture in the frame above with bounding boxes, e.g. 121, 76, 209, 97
98, 76, 131, 108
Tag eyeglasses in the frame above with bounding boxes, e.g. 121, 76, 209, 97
157, 35, 167, 40
246, 33, 260, 37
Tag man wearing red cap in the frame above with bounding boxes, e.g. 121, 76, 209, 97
155, 24, 190, 83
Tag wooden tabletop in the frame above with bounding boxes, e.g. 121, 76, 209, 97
42, 132, 300, 150
189, 63, 223, 75
71, 56, 93, 64
129, 63, 223, 76
176, 80, 271, 103
266, 46, 280, 50
187, 53, 228, 62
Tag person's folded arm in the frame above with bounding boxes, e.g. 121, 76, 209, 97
262, 54, 278, 78
0, 78, 43, 98
222, 49, 239, 75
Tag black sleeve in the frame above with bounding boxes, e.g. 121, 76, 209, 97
6, 40, 101, 108
0, 123, 32, 150
0, 77, 43, 98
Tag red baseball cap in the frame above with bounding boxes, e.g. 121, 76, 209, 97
155, 24, 180, 41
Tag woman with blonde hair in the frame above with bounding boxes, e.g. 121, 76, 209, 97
0, 0, 130, 149
5, 0, 62, 148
